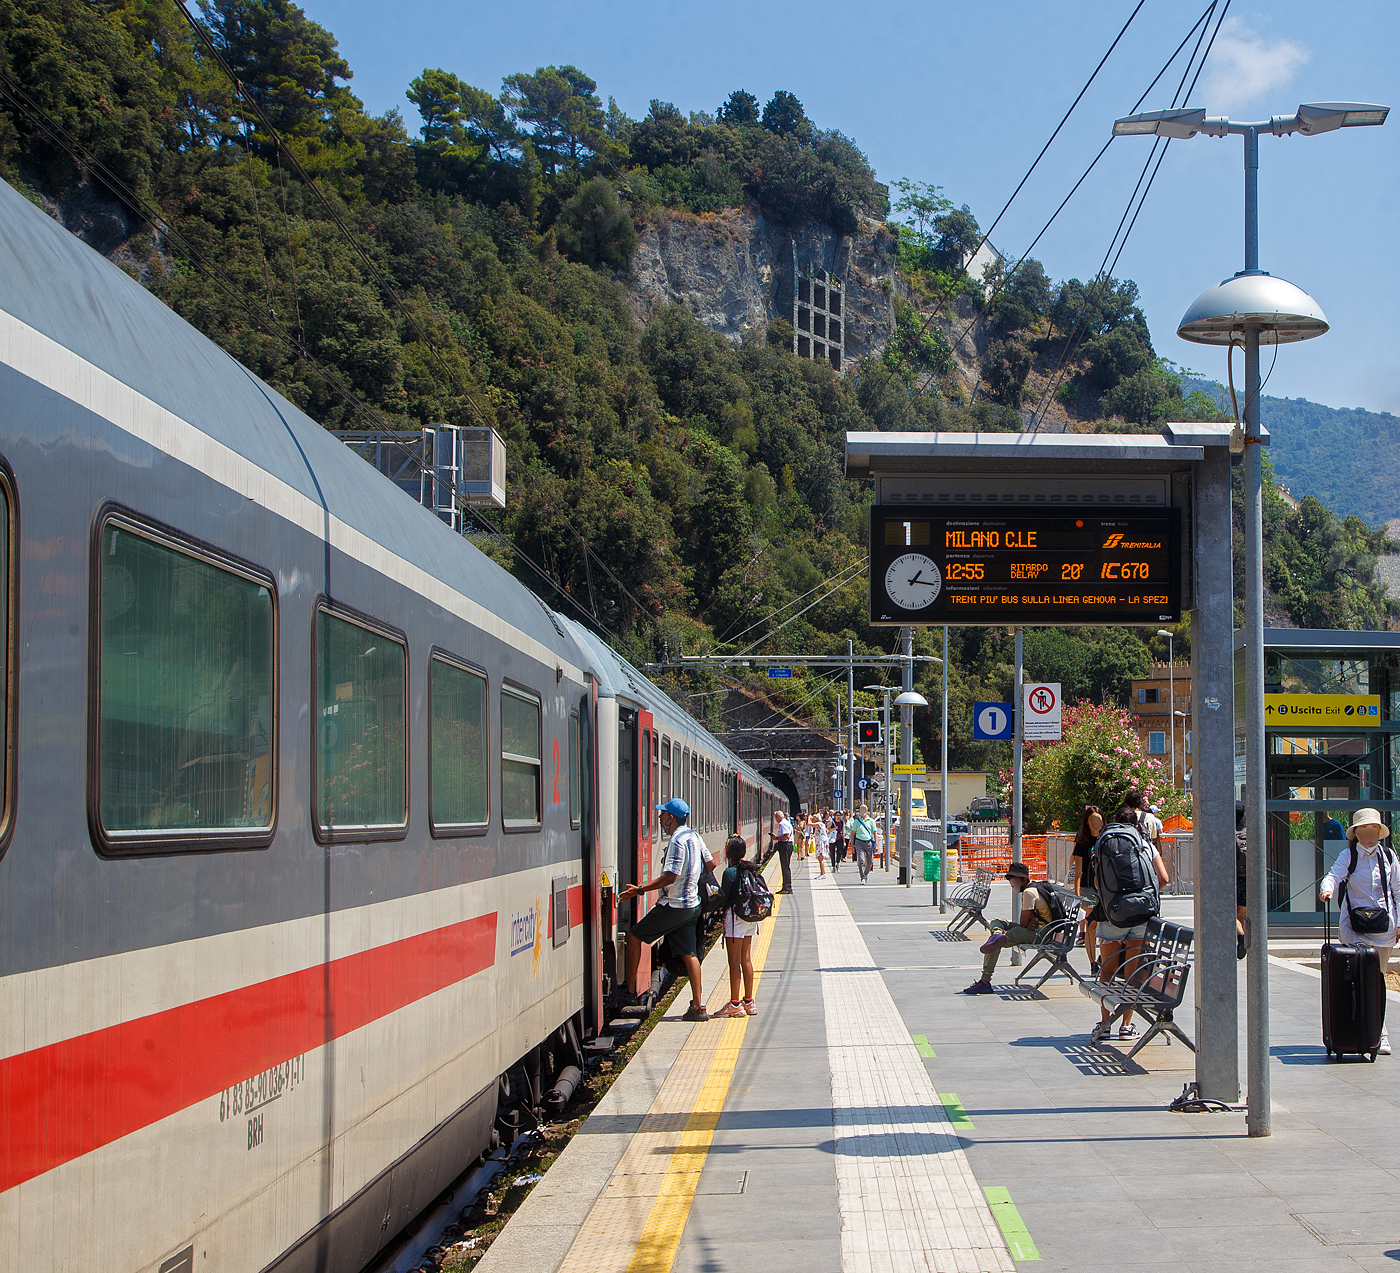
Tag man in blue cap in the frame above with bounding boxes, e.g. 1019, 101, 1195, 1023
617, 798, 710, 1021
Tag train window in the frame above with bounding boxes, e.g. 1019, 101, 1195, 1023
661, 738, 671, 802
650, 731, 658, 839
691, 751, 698, 820
501, 685, 542, 828
569, 710, 581, 827
95, 516, 275, 848
429, 654, 487, 832
315, 609, 406, 835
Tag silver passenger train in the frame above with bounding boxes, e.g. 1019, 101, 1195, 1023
0, 177, 786, 1273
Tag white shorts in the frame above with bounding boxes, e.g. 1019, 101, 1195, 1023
724, 910, 760, 940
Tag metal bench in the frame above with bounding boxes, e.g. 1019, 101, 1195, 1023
1013, 893, 1086, 990
946, 868, 994, 936
1078, 917, 1195, 1058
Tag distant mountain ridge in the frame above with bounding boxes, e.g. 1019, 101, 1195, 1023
1185, 378, 1400, 526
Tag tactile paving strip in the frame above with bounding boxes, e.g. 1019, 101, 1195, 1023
810, 876, 1017, 1273
558, 880, 783, 1273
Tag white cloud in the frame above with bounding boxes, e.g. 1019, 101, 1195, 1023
1199, 17, 1310, 111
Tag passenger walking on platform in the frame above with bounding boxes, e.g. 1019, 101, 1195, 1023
851, 805, 879, 882
616, 798, 710, 1022
1090, 805, 1169, 1043
713, 835, 767, 1017
1319, 808, 1400, 1055
773, 809, 795, 894
831, 809, 846, 871
961, 863, 1054, 993
813, 814, 830, 877
1073, 806, 1105, 972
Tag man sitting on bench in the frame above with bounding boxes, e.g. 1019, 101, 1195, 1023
961, 862, 1055, 994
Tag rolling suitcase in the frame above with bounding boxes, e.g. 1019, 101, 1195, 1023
1321, 902, 1385, 1062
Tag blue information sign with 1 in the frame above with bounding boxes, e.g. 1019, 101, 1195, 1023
973, 702, 1014, 741
833, 789, 844, 800
856, 779, 869, 791
767, 667, 793, 679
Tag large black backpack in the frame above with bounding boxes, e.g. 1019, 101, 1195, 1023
733, 864, 774, 922
1094, 824, 1159, 927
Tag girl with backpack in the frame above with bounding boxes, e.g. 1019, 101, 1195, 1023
712, 835, 771, 1018
1319, 809, 1400, 1055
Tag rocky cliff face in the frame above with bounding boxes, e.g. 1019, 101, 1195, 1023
624, 206, 905, 368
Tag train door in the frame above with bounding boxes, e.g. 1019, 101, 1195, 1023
616, 708, 640, 994
638, 710, 655, 895
580, 686, 604, 1036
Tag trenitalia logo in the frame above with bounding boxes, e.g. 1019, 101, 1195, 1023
1102, 533, 1163, 549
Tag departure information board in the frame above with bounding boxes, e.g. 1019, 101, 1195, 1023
870, 507, 1181, 626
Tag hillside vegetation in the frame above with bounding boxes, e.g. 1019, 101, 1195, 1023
1185, 379, 1400, 528
0, 0, 1393, 771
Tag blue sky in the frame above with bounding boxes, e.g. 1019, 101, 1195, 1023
304, 1, 1399, 416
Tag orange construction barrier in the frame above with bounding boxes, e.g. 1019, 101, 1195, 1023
958, 834, 1047, 880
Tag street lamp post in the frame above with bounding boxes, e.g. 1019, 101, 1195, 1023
864, 686, 896, 870
1157, 629, 1175, 788
895, 687, 929, 887
1114, 100, 1388, 1139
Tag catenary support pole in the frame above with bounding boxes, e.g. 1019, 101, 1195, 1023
883, 691, 892, 870
1242, 125, 1270, 1138
848, 641, 856, 825
940, 624, 949, 911
1011, 627, 1024, 963
901, 626, 914, 886
1191, 435, 1240, 1104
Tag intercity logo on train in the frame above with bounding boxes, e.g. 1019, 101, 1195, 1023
510, 902, 539, 956
1101, 533, 1163, 549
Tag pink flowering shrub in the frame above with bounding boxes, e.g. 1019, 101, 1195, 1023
1005, 701, 1191, 832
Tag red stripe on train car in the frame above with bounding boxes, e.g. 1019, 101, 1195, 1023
0, 913, 497, 1194
569, 884, 583, 928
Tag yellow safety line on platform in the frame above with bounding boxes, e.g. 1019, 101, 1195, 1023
627, 898, 780, 1272
558, 867, 784, 1273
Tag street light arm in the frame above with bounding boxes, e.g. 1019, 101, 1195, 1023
1115, 103, 1387, 141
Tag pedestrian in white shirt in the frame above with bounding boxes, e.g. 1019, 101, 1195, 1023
772, 810, 794, 894
812, 814, 830, 877
1320, 808, 1400, 1056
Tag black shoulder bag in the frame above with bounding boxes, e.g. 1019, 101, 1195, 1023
1342, 844, 1395, 936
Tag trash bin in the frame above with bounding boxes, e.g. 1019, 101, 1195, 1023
923, 850, 941, 882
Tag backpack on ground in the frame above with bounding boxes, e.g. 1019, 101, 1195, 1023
1094, 825, 1159, 928
733, 865, 774, 923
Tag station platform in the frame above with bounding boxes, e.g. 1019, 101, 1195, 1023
477, 858, 1400, 1273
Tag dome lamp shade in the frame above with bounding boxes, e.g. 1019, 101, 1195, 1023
1177, 272, 1328, 345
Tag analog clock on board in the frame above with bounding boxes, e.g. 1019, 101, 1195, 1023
884, 553, 942, 610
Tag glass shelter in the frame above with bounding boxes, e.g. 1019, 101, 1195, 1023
1234, 629, 1400, 928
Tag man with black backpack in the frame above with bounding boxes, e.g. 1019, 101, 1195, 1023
1089, 804, 1170, 1043
961, 863, 1067, 993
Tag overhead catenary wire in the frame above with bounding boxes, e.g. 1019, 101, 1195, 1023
715, 555, 869, 649
732, 556, 871, 659
860, 0, 1149, 415
1025, 0, 1233, 432
876, 0, 1221, 427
